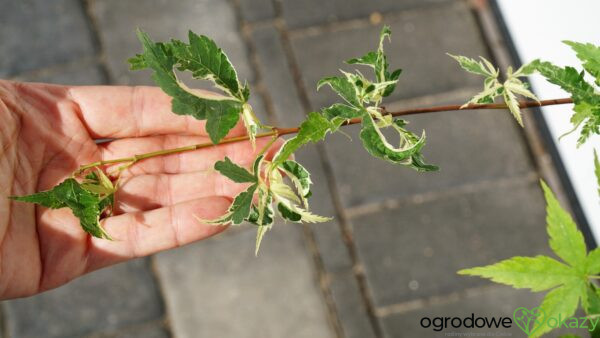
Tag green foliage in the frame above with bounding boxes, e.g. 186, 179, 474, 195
320, 25, 437, 171
459, 181, 600, 337
214, 156, 257, 183
11, 171, 115, 239
346, 26, 402, 97
271, 112, 336, 168
459, 255, 575, 292
595, 150, 600, 197
198, 153, 330, 253
448, 54, 538, 126
564, 41, 600, 86
130, 30, 251, 144
529, 41, 600, 146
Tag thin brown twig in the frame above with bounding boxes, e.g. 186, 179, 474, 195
79, 97, 574, 172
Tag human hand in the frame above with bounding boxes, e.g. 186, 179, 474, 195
0, 81, 282, 299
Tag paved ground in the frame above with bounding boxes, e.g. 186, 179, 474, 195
0, 0, 564, 337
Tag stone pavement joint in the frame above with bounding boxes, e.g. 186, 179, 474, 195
270, 1, 387, 336
374, 284, 499, 318
232, 0, 280, 126
344, 172, 538, 220
301, 224, 346, 337
269, 2, 360, 336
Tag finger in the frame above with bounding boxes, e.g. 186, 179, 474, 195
86, 197, 231, 271
114, 171, 249, 214
100, 135, 284, 176
68, 85, 246, 138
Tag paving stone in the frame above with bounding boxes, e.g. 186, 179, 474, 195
380, 286, 546, 337
239, 0, 275, 22
251, 24, 306, 126
3, 258, 165, 338
87, 321, 170, 338
291, 2, 487, 110
252, 23, 378, 337
322, 103, 534, 207
351, 181, 550, 307
280, 0, 453, 28
90, 0, 253, 86
154, 225, 334, 338
312, 222, 378, 338
0, 0, 96, 77
16, 63, 106, 86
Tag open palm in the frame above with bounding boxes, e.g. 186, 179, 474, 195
0, 81, 281, 299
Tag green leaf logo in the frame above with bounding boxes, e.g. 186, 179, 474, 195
513, 307, 545, 336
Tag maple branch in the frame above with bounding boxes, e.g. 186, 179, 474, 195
77, 97, 574, 174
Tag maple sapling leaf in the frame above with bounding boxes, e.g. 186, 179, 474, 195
459, 181, 593, 337
320, 26, 437, 172
129, 29, 260, 144
214, 157, 257, 183
564, 40, 600, 86
448, 54, 539, 126
11, 174, 115, 239
529, 48, 600, 146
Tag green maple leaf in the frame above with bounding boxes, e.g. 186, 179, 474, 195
459, 180, 594, 337
317, 76, 362, 108
359, 113, 437, 171
130, 30, 245, 144
197, 184, 258, 226
279, 160, 312, 207
595, 150, 600, 197
214, 157, 257, 183
530, 56, 600, 145
346, 25, 402, 97
317, 26, 435, 172
173, 31, 246, 100
11, 177, 113, 239
584, 284, 600, 338
448, 54, 539, 126
271, 112, 335, 168
541, 181, 587, 269
564, 40, 600, 86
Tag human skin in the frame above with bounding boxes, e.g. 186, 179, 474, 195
0, 81, 282, 299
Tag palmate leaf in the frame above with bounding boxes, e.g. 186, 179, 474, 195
530, 279, 585, 338
321, 103, 363, 131
531, 58, 600, 145
459, 181, 594, 337
130, 30, 244, 144
317, 76, 362, 107
279, 160, 312, 207
589, 248, 600, 275
359, 113, 437, 171
346, 25, 402, 97
11, 178, 113, 239
595, 150, 600, 197
197, 184, 258, 226
449, 54, 539, 126
564, 40, 600, 86
271, 112, 335, 168
541, 181, 587, 270
446, 54, 497, 77
584, 285, 600, 338
531, 60, 598, 104
174, 31, 245, 100
458, 255, 577, 292
214, 157, 256, 183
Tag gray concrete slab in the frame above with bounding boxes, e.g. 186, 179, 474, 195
291, 2, 488, 109
154, 225, 335, 338
350, 180, 550, 308
0, 0, 96, 77
3, 258, 165, 338
280, 0, 453, 29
